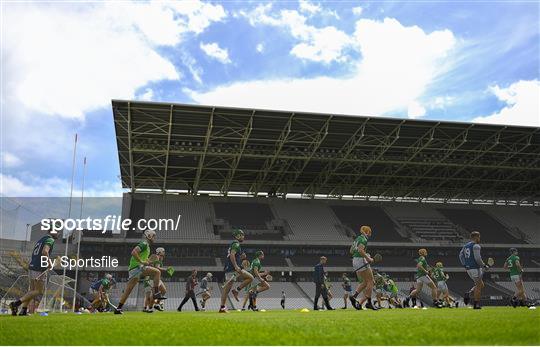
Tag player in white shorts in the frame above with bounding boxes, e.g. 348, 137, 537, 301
409, 248, 442, 308
349, 225, 377, 310
198, 272, 213, 311
459, 231, 490, 309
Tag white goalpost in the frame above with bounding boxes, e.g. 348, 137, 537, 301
1, 271, 92, 314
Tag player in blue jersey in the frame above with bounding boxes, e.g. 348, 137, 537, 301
10, 225, 59, 316
459, 231, 490, 309
219, 229, 253, 313
341, 273, 353, 309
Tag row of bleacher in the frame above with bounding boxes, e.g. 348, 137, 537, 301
497, 281, 540, 300
126, 194, 538, 244
104, 278, 534, 311
272, 200, 349, 241
397, 218, 464, 243
143, 197, 216, 240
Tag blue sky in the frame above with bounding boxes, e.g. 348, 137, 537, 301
1, 0, 539, 198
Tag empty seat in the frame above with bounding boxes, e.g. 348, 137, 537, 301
331, 206, 407, 242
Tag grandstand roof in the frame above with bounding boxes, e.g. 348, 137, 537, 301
112, 100, 540, 203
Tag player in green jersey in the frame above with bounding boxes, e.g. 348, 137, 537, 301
114, 229, 164, 314
349, 225, 377, 310
147, 247, 167, 311
142, 276, 154, 313
408, 248, 442, 308
247, 251, 270, 311
433, 262, 455, 308
240, 253, 252, 310
220, 229, 253, 313
504, 248, 531, 308
373, 271, 387, 308
384, 276, 402, 308
88, 273, 115, 312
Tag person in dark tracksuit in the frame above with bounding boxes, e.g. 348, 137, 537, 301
177, 269, 199, 311
313, 256, 333, 310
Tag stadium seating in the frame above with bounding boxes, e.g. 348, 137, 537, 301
143, 195, 216, 240
496, 281, 540, 300
259, 255, 289, 267
397, 218, 464, 243
253, 282, 312, 310
213, 202, 274, 230
116, 195, 538, 244
437, 208, 525, 244
489, 207, 540, 244
289, 255, 351, 267
444, 272, 510, 306
272, 199, 348, 241
330, 205, 408, 242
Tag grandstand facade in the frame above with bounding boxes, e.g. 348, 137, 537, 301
84, 101, 540, 309
2, 101, 539, 311
74, 194, 540, 309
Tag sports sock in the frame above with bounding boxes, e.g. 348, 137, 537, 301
117, 302, 124, 309
352, 292, 359, 299
13, 300, 22, 307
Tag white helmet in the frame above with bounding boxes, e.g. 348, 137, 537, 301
206, 272, 213, 278
156, 247, 165, 256
105, 273, 113, 280
144, 229, 156, 240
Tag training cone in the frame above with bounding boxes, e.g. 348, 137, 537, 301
39, 312, 49, 316
300, 308, 310, 312
529, 306, 536, 310
260, 309, 266, 312
422, 307, 428, 310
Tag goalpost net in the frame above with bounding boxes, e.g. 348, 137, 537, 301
0, 271, 92, 314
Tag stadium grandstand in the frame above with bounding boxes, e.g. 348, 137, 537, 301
2, 100, 539, 312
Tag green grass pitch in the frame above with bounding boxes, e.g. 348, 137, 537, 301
1, 307, 539, 345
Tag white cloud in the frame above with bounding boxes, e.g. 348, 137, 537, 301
407, 101, 427, 119
326, 10, 340, 20
166, 1, 227, 35
137, 88, 154, 101
299, 0, 321, 15
352, 6, 363, 16
431, 96, 455, 109
3, 1, 226, 119
200, 42, 232, 64
472, 80, 540, 126
181, 53, 203, 84
1, 152, 23, 168
0, 173, 123, 197
188, 18, 456, 118
242, 5, 353, 63
256, 43, 265, 53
